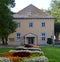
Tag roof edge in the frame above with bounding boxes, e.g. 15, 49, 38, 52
13, 17, 55, 19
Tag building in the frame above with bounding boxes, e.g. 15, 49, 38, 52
8, 4, 55, 45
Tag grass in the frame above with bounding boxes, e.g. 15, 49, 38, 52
0, 46, 60, 62
41, 46, 60, 62
0, 48, 13, 56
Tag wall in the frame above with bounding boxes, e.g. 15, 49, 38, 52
8, 18, 54, 45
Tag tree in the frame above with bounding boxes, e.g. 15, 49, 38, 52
0, 0, 15, 8
51, 0, 60, 40
54, 23, 60, 40
50, 0, 60, 22
0, 0, 16, 45
46, 0, 60, 40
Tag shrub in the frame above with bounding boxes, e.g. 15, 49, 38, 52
47, 38, 53, 44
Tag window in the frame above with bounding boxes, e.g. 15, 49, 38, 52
16, 23, 20, 28
41, 37, 45, 40
9, 38, 14, 41
29, 22, 33, 27
42, 22, 45, 27
16, 33, 20, 41
41, 33, 45, 41
42, 33, 45, 36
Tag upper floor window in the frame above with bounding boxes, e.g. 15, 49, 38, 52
42, 33, 45, 36
42, 22, 45, 27
16, 23, 20, 28
16, 33, 20, 41
29, 22, 33, 27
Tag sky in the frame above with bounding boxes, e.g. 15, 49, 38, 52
11, 0, 52, 13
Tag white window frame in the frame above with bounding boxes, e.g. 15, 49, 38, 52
29, 22, 33, 28
16, 23, 20, 28
42, 22, 45, 27
16, 33, 20, 41
41, 33, 45, 41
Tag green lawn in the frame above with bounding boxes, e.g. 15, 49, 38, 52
0, 48, 13, 56
0, 46, 60, 62
41, 46, 60, 62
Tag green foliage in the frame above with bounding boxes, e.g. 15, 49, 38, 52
46, 0, 60, 40
0, 0, 15, 8
50, 0, 60, 22
54, 22, 60, 40
0, 0, 16, 44
54, 22, 60, 33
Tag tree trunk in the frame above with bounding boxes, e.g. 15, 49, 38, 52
5, 37, 8, 45
2, 37, 5, 45
55, 32, 59, 41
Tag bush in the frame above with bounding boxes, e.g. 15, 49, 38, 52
47, 38, 53, 44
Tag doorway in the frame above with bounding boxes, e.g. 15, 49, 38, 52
27, 37, 35, 44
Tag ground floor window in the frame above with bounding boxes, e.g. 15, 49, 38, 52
16, 33, 20, 41
9, 38, 15, 41
41, 33, 45, 41
41, 37, 45, 41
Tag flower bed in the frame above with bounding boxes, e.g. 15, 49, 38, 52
2, 51, 45, 62
1, 46, 48, 62
2, 52, 21, 62
0, 57, 11, 62
3, 52, 14, 57
24, 44, 40, 48
0, 56, 48, 62
3, 51, 44, 58
13, 52, 30, 57
21, 56, 48, 62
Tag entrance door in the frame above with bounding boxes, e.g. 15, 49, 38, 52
27, 37, 34, 44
